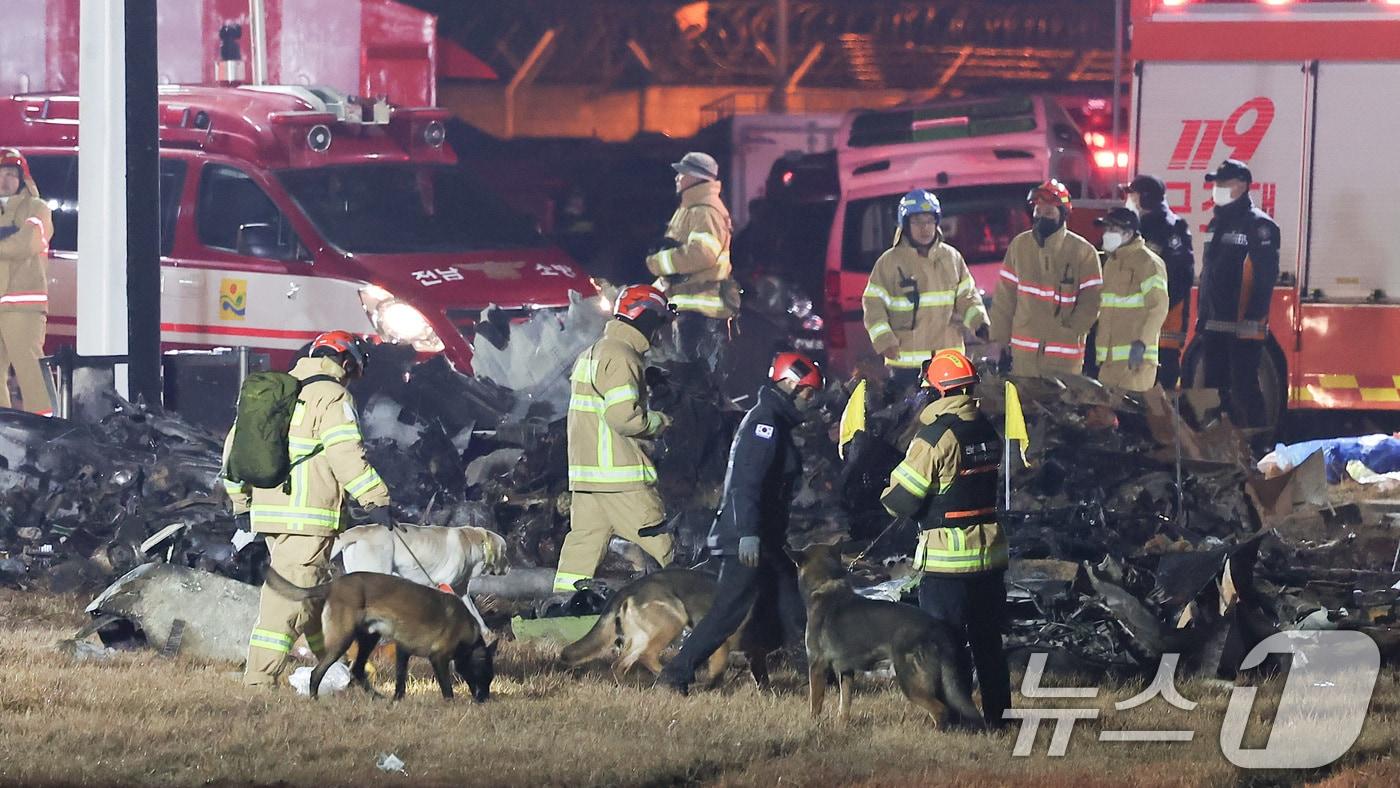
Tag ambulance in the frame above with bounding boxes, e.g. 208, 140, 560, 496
1131, 0, 1400, 423
0, 83, 589, 372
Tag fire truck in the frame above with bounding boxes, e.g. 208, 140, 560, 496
0, 0, 587, 373
0, 85, 588, 372
1132, 0, 1400, 422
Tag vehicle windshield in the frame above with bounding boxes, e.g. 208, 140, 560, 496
278, 164, 544, 254
842, 183, 1035, 272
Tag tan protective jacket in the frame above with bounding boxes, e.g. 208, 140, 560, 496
990, 224, 1103, 377
0, 167, 53, 313
645, 180, 737, 319
862, 233, 988, 368
567, 320, 670, 492
1095, 236, 1170, 392
223, 357, 390, 536
880, 395, 1007, 575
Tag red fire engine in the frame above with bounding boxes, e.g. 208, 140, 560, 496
1132, 0, 1400, 421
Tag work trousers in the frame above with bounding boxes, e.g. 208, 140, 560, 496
554, 489, 673, 592
244, 532, 334, 687
674, 312, 729, 370
1157, 346, 1182, 390
918, 569, 1011, 725
660, 553, 806, 686
1197, 331, 1265, 428
0, 311, 51, 415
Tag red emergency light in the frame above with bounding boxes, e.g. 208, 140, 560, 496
1093, 149, 1130, 169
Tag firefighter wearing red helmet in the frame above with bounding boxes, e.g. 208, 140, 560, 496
0, 148, 55, 415
879, 348, 1010, 725
222, 330, 391, 688
659, 351, 823, 694
555, 284, 678, 593
989, 179, 1103, 378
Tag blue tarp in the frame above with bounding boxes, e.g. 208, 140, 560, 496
1262, 435, 1400, 484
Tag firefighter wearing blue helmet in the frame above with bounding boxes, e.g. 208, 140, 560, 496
862, 189, 989, 389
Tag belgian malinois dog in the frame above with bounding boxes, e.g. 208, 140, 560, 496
558, 568, 772, 689
791, 544, 983, 728
264, 568, 497, 701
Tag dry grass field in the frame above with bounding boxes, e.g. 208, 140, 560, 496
0, 588, 1396, 787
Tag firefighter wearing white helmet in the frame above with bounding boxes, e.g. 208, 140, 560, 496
645, 152, 738, 366
555, 284, 677, 594
0, 148, 54, 415
862, 189, 989, 389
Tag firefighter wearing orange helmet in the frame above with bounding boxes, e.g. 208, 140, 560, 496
880, 348, 1010, 726
0, 148, 54, 415
222, 330, 392, 688
989, 180, 1103, 378
554, 284, 677, 594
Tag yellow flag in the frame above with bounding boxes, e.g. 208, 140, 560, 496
1005, 380, 1030, 465
838, 379, 867, 459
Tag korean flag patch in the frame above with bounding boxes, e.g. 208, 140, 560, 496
755, 423, 775, 439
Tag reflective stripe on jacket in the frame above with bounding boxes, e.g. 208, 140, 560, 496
645, 180, 736, 319
0, 172, 52, 314
1095, 236, 1170, 392
862, 233, 988, 367
567, 320, 666, 491
221, 356, 390, 536
990, 224, 1103, 378
880, 395, 1007, 576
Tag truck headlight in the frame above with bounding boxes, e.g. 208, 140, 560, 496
358, 286, 445, 353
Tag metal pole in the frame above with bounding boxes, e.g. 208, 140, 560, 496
1003, 435, 1012, 512
1112, 0, 1124, 182
126, 0, 162, 408
248, 0, 269, 86
78, 0, 130, 398
237, 346, 251, 386
774, 0, 790, 113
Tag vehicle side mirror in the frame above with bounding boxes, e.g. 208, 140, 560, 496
236, 222, 283, 259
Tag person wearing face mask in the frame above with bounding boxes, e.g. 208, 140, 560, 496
0, 148, 54, 416
554, 284, 677, 595
1196, 159, 1280, 428
1092, 208, 1169, 392
990, 180, 1103, 378
645, 152, 738, 367
658, 352, 822, 695
880, 348, 1009, 726
862, 190, 989, 389
1122, 175, 1195, 389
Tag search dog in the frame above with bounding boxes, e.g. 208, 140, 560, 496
264, 568, 497, 701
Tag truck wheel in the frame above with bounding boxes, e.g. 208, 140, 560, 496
1180, 338, 1286, 438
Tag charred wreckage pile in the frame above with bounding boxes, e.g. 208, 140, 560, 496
2, 297, 1397, 677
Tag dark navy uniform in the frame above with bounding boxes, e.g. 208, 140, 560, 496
1139, 206, 1195, 388
1197, 194, 1280, 427
660, 383, 807, 689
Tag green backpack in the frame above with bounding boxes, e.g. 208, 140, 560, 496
225, 371, 337, 489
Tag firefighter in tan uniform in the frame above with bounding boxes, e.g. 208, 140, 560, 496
880, 349, 1010, 726
223, 331, 392, 687
554, 284, 675, 593
863, 190, 989, 389
1093, 208, 1170, 392
990, 180, 1103, 378
645, 152, 737, 364
0, 149, 54, 415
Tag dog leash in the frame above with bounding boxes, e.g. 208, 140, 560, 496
845, 516, 908, 570
389, 526, 455, 594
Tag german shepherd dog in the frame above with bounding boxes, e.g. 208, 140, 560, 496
264, 569, 498, 701
558, 568, 772, 689
791, 544, 983, 728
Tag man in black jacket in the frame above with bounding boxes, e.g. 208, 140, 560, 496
1123, 174, 1195, 389
657, 352, 823, 694
1196, 159, 1280, 427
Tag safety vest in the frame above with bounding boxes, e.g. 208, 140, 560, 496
910, 414, 1008, 575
